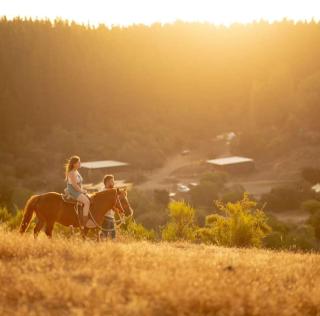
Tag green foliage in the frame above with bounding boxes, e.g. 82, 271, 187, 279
196, 193, 272, 247
307, 210, 320, 240
284, 225, 318, 251
220, 184, 246, 203
301, 199, 320, 214
128, 189, 167, 230
122, 219, 156, 241
200, 172, 229, 186
264, 215, 319, 251
0, 207, 11, 223
0, 208, 24, 230
261, 184, 314, 212
190, 172, 236, 208
190, 181, 220, 207
6, 210, 24, 230
162, 201, 197, 242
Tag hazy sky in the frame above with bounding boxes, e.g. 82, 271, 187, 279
0, 0, 319, 27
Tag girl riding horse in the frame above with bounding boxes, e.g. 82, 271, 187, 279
65, 155, 90, 227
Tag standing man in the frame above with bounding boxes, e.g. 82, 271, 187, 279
101, 174, 116, 240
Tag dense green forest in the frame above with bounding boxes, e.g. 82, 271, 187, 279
1, 17, 320, 209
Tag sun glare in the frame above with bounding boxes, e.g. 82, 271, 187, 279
1, 0, 319, 27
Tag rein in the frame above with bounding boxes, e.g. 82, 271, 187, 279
88, 209, 132, 232
87, 193, 132, 232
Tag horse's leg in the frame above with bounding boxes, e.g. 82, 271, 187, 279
33, 218, 45, 239
82, 227, 89, 240
45, 222, 54, 239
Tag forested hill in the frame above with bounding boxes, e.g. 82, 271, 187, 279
1, 18, 320, 193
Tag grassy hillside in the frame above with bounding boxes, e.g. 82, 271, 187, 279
0, 229, 319, 315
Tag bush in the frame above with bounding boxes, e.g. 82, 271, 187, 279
284, 225, 319, 251
121, 219, 156, 241
261, 184, 314, 212
200, 172, 229, 186
301, 199, 320, 214
6, 210, 24, 230
0, 208, 25, 231
264, 215, 320, 251
220, 184, 246, 203
196, 193, 272, 247
162, 201, 197, 242
190, 181, 220, 208
307, 209, 320, 240
128, 189, 167, 229
0, 207, 12, 223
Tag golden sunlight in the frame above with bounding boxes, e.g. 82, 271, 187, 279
1, 0, 319, 26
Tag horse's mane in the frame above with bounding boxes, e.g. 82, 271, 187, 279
90, 188, 116, 201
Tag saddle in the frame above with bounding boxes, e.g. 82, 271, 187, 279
61, 189, 83, 205
61, 189, 96, 229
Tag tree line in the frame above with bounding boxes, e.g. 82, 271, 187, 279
1, 17, 320, 206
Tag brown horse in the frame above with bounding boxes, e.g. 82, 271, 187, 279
19, 188, 134, 238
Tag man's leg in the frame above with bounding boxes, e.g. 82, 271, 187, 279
106, 217, 116, 240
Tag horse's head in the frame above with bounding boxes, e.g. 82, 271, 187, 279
115, 187, 134, 217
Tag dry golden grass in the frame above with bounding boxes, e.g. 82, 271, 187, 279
0, 229, 320, 316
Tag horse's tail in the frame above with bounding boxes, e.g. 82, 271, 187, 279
19, 195, 40, 233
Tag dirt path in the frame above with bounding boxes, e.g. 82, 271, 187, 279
136, 154, 194, 190
135, 139, 302, 196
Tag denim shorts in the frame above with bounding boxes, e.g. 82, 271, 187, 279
66, 183, 81, 199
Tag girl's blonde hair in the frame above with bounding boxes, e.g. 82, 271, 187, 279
65, 155, 80, 180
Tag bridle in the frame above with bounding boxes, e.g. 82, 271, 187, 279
87, 190, 134, 233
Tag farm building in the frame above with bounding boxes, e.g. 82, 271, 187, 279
81, 160, 128, 170
206, 156, 255, 173
80, 160, 130, 183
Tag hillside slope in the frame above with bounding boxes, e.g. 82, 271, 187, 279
0, 230, 319, 316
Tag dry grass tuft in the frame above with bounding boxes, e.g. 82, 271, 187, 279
0, 228, 320, 316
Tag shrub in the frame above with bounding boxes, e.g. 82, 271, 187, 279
6, 210, 24, 230
220, 184, 246, 203
128, 189, 167, 229
161, 201, 197, 242
122, 219, 156, 241
264, 215, 320, 251
0, 208, 26, 231
284, 225, 319, 251
261, 184, 314, 212
200, 172, 229, 186
0, 207, 11, 223
307, 209, 320, 240
196, 193, 272, 247
190, 181, 220, 207
301, 199, 320, 214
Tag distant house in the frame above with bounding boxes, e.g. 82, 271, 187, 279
215, 132, 237, 144
81, 160, 129, 182
81, 160, 129, 170
311, 183, 320, 193
206, 156, 255, 173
